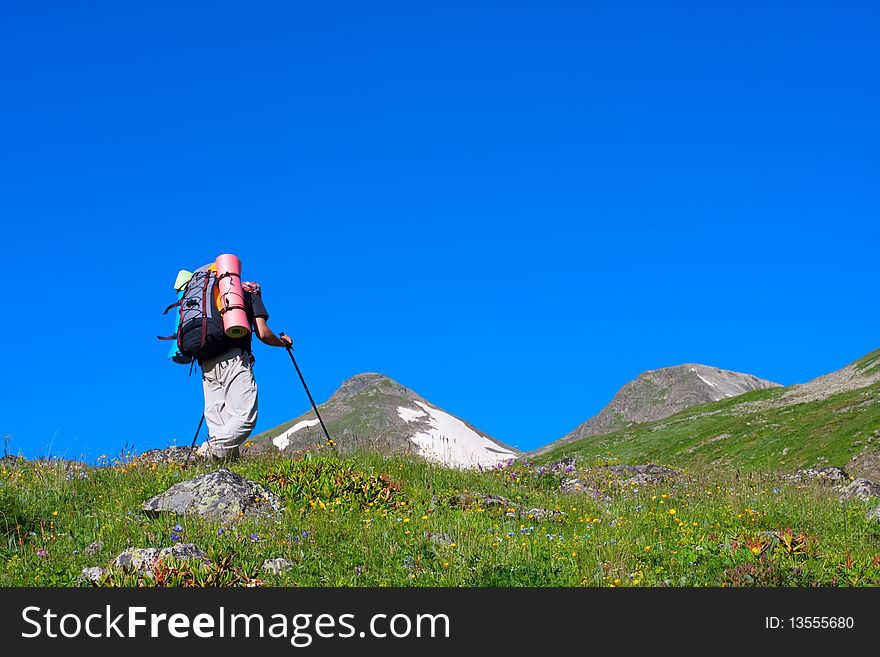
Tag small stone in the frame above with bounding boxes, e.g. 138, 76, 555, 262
425, 532, 454, 546
80, 566, 105, 584
605, 464, 682, 485
131, 446, 205, 466
261, 558, 296, 576
548, 457, 577, 472
560, 477, 585, 493
520, 507, 563, 522
458, 492, 515, 511
84, 541, 103, 556
786, 466, 849, 483
110, 544, 210, 576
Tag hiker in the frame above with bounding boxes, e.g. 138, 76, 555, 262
198, 280, 292, 460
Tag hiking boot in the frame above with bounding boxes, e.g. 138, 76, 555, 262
210, 446, 241, 464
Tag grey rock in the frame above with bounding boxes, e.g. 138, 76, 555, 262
133, 446, 207, 465
549, 457, 577, 471
605, 464, 682, 485
559, 464, 678, 496
520, 507, 563, 522
80, 566, 105, 584
110, 543, 210, 576
425, 532, 454, 546
111, 548, 161, 573
867, 505, 880, 522
458, 492, 515, 510
838, 478, 880, 502
261, 558, 296, 576
785, 466, 849, 483
84, 541, 103, 556
458, 491, 521, 517
848, 451, 880, 482
560, 477, 584, 493
142, 469, 282, 520
560, 477, 611, 500
535, 458, 577, 475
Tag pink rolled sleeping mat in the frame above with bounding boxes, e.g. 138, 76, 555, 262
215, 253, 251, 338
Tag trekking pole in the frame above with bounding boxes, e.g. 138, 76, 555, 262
280, 333, 335, 451
183, 413, 205, 468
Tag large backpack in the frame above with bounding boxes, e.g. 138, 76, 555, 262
158, 264, 231, 365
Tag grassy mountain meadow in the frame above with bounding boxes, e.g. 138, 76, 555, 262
2, 450, 879, 587
2, 350, 879, 587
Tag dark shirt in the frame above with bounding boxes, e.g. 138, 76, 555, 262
227, 291, 268, 355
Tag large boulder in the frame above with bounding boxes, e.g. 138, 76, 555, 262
142, 469, 282, 520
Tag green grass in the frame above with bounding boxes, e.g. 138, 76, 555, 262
534, 383, 880, 474
1, 450, 878, 587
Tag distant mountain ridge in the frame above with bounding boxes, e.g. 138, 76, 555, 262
531, 348, 880, 476
247, 373, 518, 469
533, 364, 780, 456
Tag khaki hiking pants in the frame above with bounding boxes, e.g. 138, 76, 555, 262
200, 348, 258, 458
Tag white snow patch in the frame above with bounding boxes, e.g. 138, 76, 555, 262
397, 406, 428, 423
273, 419, 321, 451
693, 370, 717, 389
406, 401, 515, 469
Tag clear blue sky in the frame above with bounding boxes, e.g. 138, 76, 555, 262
2, 1, 877, 461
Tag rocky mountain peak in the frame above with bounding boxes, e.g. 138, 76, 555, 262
531, 363, 779, 456
249, 372, 518, 469
330, 372, 405, 400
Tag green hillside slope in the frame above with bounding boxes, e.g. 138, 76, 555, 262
534, 379, 880, 474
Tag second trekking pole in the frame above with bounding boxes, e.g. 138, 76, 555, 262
280, 333, 335, 451
183, 413, 205, 468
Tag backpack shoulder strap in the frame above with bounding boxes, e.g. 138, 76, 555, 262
199, 267, 214, 349
162, 300, 182, 315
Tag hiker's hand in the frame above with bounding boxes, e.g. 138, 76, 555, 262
279, 333, 293, 348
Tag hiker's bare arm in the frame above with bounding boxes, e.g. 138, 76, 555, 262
254, 317, 292, 347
